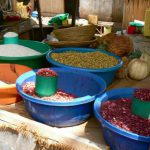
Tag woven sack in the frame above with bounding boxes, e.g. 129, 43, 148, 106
108, 35, 133, 56
99, 33, 133, 56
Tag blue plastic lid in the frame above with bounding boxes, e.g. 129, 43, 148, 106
31, 11, 38, 18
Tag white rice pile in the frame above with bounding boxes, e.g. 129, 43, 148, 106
0, 44, 41, 57
0, 81, 8, 86
4, 32, 18, 38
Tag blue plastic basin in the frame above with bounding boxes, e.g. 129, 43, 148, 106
46, 48, 123, 86
94, 88, 150, 150
16, 67, 106, 127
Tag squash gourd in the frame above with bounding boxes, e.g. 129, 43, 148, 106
140, 51, 150, 69
128, 58, 150, 80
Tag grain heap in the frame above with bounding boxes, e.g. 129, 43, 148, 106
0, 81, 7, 86
3, 32, 18, 38
0, 44, 41, 57
51, 51, 118, 69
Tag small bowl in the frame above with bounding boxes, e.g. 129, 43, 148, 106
46, 48, 123, 86
16, 67, 106, 127
0, 64, 31, 104
94, 88, 150, 150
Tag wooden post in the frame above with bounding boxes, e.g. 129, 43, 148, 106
34, 0, 44, 40
12, 0, 17, 11
64, 0, 79, 26
71, 0, 78, 26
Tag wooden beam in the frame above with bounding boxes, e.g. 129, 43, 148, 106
34, 0, 44, 40
64, 0, 79, 26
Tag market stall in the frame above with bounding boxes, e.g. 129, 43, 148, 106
0, 0, 150, 150
0, 76, 150, 150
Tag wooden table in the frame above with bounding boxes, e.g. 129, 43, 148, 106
0, 76, 150, 150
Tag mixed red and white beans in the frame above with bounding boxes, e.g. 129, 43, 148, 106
22, 82, 76, 102
36, 68, 57, 77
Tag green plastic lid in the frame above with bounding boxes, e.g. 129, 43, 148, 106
129, 22, 144, 27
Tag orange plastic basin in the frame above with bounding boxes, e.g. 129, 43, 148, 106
0, 64, 32, 105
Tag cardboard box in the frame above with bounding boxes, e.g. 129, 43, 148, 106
88, 14, 98, 25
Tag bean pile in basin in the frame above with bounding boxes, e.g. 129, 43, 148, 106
100, 88, 150, 136
22, 68, 77, 102
22, 82, 76, 102
51, 51, 118, 69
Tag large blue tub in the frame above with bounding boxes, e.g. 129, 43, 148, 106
16, 67, 106, 127
94, 88, 150, 150
46, 48, 123, 86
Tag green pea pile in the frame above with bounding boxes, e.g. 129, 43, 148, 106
51, 51, 118, 69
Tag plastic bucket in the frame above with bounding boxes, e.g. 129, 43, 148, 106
46, 48, 123, 86
16, 67, 106, 127
94, 88, 150, 150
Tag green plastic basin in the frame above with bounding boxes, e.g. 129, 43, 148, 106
0, 40, 51, 69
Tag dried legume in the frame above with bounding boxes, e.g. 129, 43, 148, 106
101, 98, 150, 136
22, 82, 76, 102
37, 68, 57, 77
134, 88, 150, 102
51, 51, 118, 69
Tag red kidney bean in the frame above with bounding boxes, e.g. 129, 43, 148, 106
134, 88, 150, 102
100, 98, 150, 136
36, 68, 57, 77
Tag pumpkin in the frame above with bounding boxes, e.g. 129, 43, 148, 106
128, 58, 150, 80
140, 50, 150, 69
